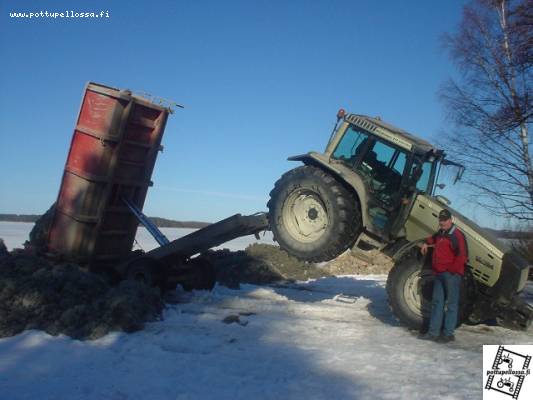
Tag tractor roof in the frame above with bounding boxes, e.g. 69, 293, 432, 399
344, 113, 437, 155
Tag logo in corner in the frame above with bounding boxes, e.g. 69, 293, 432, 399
484, 345, 532, 399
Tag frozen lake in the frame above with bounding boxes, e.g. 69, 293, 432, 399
0, 275, 531, 400
0, 221, 275, 253
0, 228, 531, 400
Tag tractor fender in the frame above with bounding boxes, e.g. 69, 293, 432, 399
287, 152, 370, 228
389, 239, 423, 262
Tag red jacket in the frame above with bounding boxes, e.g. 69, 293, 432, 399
426, 225, 467, 275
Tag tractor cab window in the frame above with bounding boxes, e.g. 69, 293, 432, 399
357, 140, 407, 205
356, 139, 409, 233
415, 161, 432, 193
332, 126, 370, 166
410, 158, 437, 194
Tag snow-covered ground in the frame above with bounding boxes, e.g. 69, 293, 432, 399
1, 222, 532, 399
0, 276, 531, 399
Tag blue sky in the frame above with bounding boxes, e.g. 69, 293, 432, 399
2, 0, 499, 226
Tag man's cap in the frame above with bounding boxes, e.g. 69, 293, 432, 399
438, 209, 452, 221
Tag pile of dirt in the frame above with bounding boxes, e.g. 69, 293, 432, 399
322, 249, 394, 275
26, 203, 55, 252
0, 250, 163, 340
205, 244, 393, 288
204, 244, 330, 288
0, 239, 7, 256
0, 241, 328, 340
0, 237, 392, 340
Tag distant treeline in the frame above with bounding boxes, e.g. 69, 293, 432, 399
484, 228, 533, 240
2, 213, 532, 237
0, 214, 211, 229
0, 214, 41, 223
147, 217, 210, 229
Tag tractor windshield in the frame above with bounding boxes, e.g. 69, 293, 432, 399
331, 125, 370, 165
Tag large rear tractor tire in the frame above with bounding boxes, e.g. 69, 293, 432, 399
386, 244, 475, 331
267, 165, 361, 262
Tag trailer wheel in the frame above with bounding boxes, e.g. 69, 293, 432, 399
179, 258, 217, 292
267, 165, 361, 262
387, 244, 475, 331
124, 257, 162, 287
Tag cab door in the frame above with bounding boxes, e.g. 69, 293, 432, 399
393, 160, 439, 240
353, 139, 408, 235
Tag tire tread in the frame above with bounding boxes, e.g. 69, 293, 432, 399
267, 165, 361, 262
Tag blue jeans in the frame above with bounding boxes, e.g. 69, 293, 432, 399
428, 272, 462, 337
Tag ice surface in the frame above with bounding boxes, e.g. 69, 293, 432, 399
0, 222, 34, 251
1, 223, 532, 399
0, 221, 275, 252
0, 276, 531, 400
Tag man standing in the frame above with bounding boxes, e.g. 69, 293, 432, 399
419, 209, 468, 343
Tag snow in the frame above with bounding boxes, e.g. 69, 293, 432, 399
1, 275, 532, 400
1, 222, 532, 399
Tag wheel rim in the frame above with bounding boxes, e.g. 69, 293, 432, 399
125, 258, 156, 286
403, 267, 433, 318
132, 269, 150, 284
282, 189, 329, 243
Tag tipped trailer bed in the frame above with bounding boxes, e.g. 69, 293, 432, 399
46, 82, 171, 268
45, 82, 270, 291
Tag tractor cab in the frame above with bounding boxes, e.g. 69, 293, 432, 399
326, 112, 464, 241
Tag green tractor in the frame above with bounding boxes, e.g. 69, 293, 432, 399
268, 110, 532, 331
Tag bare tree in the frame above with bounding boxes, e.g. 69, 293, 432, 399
440, 0, 532, 221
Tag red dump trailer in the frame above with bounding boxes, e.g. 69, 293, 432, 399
46, 82, 269, 290
47, 82, 170, 268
